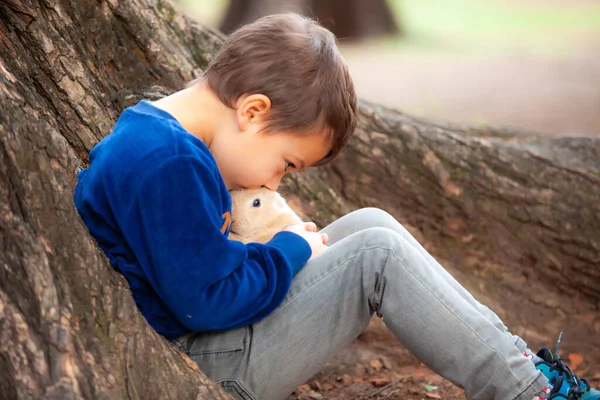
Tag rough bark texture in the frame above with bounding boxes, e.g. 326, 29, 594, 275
1, 1, 598, 399
287, 102, 600, 307
219, 0, 400, 40
0, 1, 230, 399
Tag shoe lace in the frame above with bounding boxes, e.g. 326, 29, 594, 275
551, 332, 589, 395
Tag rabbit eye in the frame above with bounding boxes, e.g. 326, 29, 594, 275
252, 199, 261, 207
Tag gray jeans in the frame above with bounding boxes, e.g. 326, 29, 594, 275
173, 208, 548, 400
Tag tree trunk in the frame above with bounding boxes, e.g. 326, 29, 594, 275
0, 1, 230, 399
219, 0, 400, 40
284, 102, 600, 310
1, 1, 598, 399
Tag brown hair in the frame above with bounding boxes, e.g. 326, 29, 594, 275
203, 13, 358, 164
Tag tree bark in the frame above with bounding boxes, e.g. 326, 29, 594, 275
283, 103, 599, 310
0, 1, 230, 399
219, 0, 401, 40
1, 1, 598, 399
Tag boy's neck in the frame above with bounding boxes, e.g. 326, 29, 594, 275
152, 82, 229, 146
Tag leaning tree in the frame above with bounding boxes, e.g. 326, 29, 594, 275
219, 0, 401, 40
1, 0, 598, 399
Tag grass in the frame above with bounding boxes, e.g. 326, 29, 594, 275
393, 0, 600, 37
386, 0, 600, 55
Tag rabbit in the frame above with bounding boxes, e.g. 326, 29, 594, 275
228, 188, 303, 244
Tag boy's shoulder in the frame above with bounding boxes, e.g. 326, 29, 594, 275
94, 100, 216, 172
115, 100, 202, 153
80, 100, 224, 207
76, 100, 228, 218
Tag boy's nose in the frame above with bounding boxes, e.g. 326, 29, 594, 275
263, 176, 282, 191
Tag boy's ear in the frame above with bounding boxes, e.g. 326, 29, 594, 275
236, 94, 272, 132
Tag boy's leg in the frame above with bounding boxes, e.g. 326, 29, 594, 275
178, 208, 547, 400
322, 208, 531, 354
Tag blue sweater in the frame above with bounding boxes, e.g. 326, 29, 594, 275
74, 100, 312, 339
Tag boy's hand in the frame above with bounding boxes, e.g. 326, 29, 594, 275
284, 223, 328, 258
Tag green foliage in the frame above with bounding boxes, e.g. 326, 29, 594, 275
393, 0, 600, 37
388, 0, 600, 55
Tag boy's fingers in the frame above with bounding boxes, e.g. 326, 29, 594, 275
321, 233, 329, 244
303, 222, 317, 232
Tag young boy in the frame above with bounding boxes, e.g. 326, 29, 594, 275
74, 13, 597, 400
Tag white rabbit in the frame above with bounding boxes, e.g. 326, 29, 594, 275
228, 188, 303, 244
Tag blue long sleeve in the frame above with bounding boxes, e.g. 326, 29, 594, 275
74, 100, 312, 339
123, 155, 310, 332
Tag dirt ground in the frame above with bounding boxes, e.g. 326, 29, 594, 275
286, 28, 600, 400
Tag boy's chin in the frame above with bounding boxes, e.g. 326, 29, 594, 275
227, 183, 246, 191
225, 179, 261, 191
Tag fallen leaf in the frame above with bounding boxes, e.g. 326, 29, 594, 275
297, 384, 311, 392
369, 358, 383, 371
424, 385, 439, 392
568, 353, 583, 371
425, 393, 442, 399
306, 390, 324, 400
370, 377, 391, 387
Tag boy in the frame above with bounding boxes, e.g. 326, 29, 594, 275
74, 13, 597, 400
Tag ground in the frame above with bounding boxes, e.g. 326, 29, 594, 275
341, 44, 600, 136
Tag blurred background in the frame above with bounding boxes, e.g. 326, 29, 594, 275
175, 0, 600, 136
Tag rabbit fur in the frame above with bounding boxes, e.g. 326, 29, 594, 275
228, 188, 303, 244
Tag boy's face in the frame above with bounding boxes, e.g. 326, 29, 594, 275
211, 93, 333, 191
215, 127, 331, 191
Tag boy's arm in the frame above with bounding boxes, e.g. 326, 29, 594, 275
121, 155, 311, 332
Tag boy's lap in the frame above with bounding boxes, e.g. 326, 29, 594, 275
174, 326, 255, 399
174, 217, 397, 398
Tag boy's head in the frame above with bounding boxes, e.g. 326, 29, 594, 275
202, 13, 358, 190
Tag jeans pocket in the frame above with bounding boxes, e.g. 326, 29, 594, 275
219, 380, 255, 400
176, 327, 254, 398
186, 326, 248, 357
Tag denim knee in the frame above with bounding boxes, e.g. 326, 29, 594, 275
353, 207, 397, 229
356, 208, 419, 243
354, 226, 405, 253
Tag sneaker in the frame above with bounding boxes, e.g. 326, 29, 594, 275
538, 376, 582, 399
535, 332, 600, 400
